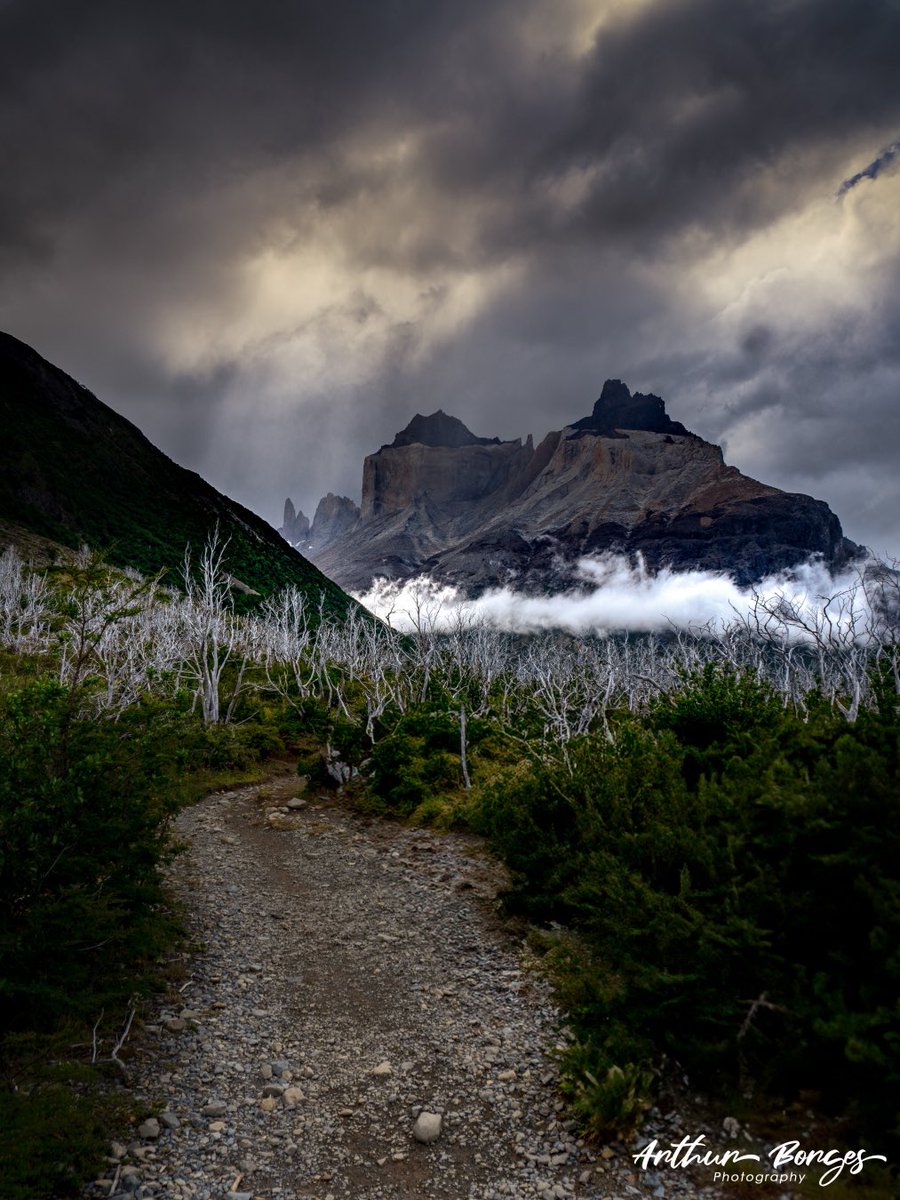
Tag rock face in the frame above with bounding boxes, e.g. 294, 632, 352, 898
294, 382, 862, 593
571, 379, 694, 438
281, 498, 310, 546
279, 493, 360, 554
310, 493, 360, 547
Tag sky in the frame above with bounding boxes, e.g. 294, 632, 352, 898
2, 0, 899, 558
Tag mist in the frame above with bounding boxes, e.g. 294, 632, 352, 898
354, 554, 871, 639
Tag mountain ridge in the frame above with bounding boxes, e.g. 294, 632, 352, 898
283, 381, 862, 593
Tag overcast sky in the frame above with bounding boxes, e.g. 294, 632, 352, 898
2, 0, 899, 556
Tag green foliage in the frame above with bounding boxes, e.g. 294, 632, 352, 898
0, 679, 182, 1029
0, 1084, 108, 1200
480, 665, 900, 1146
366, 705, 466, 815
557, 1045, 654, 1142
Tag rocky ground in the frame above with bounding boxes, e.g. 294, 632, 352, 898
84, 774, 762, 1200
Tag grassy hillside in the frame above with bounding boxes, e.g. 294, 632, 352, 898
0, 331, 353, 616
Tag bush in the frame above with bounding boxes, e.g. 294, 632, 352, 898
480, 666, 900, 1146
0, 1084, 108, 1200
366, 705, 465, 815
0, 679, 182, 1030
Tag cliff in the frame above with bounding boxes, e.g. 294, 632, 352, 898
288, 383, 863, 593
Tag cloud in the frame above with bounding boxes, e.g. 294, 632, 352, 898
353, 555, 872, 639
1, 1, 899, 555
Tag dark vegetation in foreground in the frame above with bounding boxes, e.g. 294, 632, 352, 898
0, 540, 898, 1195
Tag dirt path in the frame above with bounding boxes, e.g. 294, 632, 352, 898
89, 775, 724, 1200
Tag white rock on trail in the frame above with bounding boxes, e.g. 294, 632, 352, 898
412, 1110, 443, 1144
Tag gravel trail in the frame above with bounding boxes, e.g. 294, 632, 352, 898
87, 774, 728, 1200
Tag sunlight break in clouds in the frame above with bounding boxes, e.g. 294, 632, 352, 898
353, 555, 868, 638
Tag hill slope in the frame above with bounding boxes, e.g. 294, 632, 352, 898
0, 331, 352, 616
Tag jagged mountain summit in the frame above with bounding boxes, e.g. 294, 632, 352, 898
0, 331, 355, 616
281, 380, 863, 594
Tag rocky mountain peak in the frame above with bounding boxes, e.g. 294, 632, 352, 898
390, 410, 500, 449
280, 498, 310, 545
291, 379, 861, 594
572, 379, 693, 437
279, 492, 359, 551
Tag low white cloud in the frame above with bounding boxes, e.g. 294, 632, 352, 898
354, 554, 870, 638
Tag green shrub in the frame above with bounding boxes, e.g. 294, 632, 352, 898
367, 705, 465, 815
481, 666, 900, 1146
557, 1047, 654, 1142
0, 679, 182, 1030
0, 1084, 108, 1200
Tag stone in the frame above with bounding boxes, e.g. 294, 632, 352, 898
282, 1087, 305, 1108
137, 1118, 160, 1139
286, 798, 307, 810
279, 498, 310, 545
371, 1060, 393, 1077
412, 1111, 443, 1144
159, 1111, 181, 1130
266, 812, 295, 830
262, 1082, 286, 1097
307, 386, 861, 594
307, 493, 360, 551
110, 1141, 127, 1159
201, 1101, 227, 1117
164, 1017, 187, 1033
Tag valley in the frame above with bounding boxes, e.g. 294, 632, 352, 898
0, 335, 896, 1200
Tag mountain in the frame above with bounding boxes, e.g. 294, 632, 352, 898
0, 331, 354, 616
283, 380, 863, 593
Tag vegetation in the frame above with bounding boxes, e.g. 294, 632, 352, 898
479, 665, 900, 1146
0, 536, 898, 1192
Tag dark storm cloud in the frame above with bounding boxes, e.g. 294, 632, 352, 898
5, 0, 895, 269
1, 0, 899, 555
544, 0, 900, 243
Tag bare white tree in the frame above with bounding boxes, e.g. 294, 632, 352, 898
179, 527, 239, 724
